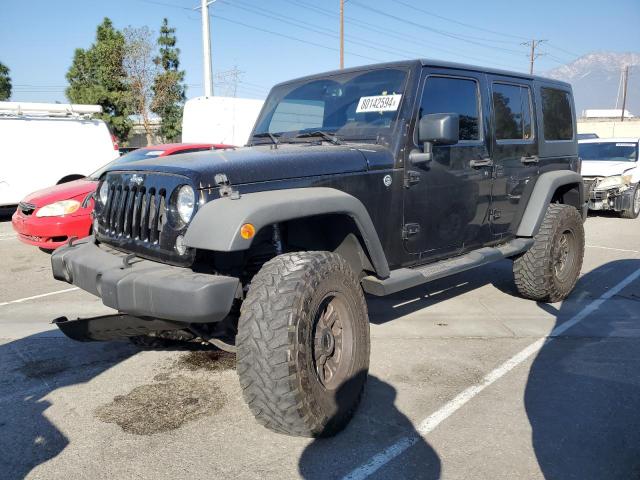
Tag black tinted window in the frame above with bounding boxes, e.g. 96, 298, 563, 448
420, 77, 480, 141
493, 83, 533, 140
541, 88, 573, 141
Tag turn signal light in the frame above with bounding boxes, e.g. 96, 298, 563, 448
240, 223, 256, 240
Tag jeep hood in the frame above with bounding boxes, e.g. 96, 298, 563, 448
107, 143, 370, 187
581, 160, 637, 177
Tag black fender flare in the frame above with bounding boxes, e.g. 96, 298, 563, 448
516, 170, 585, 237
183, 187, 390, 278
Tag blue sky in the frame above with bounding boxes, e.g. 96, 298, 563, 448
2, 0, 639, 103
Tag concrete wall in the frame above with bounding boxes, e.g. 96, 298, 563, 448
577, 118, 640, 138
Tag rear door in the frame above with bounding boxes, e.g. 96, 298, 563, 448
403, 68, 493, 260
487, 76, 539, 237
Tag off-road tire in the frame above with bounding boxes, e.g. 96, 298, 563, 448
620, 184, 640, 219
237, 251, 370, 437
513, 204, 584, 302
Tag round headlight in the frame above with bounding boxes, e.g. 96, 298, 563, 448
176, 185, 195, 224
98, 181, 109, 204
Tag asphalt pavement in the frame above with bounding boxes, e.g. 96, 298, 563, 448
1, 211, 639, 480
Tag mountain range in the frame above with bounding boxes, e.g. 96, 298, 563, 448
544, 52, 640, 116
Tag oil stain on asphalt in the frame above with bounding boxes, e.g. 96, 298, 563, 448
95, 349, 235, 435
18, 359, 70, 379
174, 350, 236, 372
95, 375, 226, 435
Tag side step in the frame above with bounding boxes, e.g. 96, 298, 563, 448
361, 238, 534, 296
53, 314, 184, 342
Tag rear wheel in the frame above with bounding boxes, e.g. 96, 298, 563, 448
620, 184, 640, 219
513, 204, 584, 302
237, 251, 370, 437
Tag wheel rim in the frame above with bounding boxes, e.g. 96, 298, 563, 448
553, 228, 578, 282
312, 294, 354, 390
634, 188, 640, 214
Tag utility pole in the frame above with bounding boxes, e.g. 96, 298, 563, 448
339, 0, 344, 69
522, 39, 547, 74
620, 65, 630, 122
200, 0, 216, 97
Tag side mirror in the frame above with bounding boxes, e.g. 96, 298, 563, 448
410, 113, 460, 166
418, 113, 460, 145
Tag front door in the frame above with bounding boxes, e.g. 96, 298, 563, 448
403, 69, 493, 261
487, 77, 539, 237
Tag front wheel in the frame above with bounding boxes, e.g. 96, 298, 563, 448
620, 184, 640, 219
237, 251, 370, 437
513, 204, 585, 303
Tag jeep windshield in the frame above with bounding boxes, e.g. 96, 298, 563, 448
579, 142, 639, 162
252, 67, 408, 143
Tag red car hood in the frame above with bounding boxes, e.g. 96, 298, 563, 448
21, 179, 97, 207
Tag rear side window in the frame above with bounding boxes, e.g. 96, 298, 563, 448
419, 76, 480, 141
541, 88, 573, 141
493, 83, 533, 141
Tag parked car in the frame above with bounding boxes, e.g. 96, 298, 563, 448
0, 102, 120, 207
51, 59, 585, 437
579, 137, 640, 218
577, 133, 599, 140
12, 143, 231, 250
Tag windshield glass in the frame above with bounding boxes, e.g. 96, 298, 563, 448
89, 148, 166, 179
579, 142, 638, 162
252, 67, 408, 142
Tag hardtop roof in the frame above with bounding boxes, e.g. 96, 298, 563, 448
272, 59, 572, 90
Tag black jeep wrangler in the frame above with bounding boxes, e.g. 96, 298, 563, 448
51, 60, 586, 437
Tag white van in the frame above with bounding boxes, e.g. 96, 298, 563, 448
0, 102, 119, 207
181, 96, 264, 147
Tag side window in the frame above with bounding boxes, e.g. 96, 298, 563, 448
541, 88, 573, 141
419, 76, 480, 141
493, 83, 533, 141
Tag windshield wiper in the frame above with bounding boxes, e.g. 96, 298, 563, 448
294, 130, 342, 145
252, 132, 280, 146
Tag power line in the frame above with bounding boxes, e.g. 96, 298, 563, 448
389, 0, 529, 42
282, 0, 522, 70
348, 0, 527, 57
211, 13, 383, 63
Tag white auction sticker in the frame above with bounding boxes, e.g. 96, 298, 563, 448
356, 94, 402, 113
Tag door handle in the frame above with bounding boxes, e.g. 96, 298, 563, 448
469, 157, 494, 168
521, 155, 539, 165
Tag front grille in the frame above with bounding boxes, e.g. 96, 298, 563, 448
18, 202, 36, 216
101, 184, 167, 244
94, 172, 195, 266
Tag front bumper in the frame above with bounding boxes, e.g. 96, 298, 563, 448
51, 238, 240, 323
588, 186, 633, 212
12, 209, 91, 249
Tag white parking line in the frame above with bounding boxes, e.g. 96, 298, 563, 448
0, 236, 17, 241
586, 245, 640, 254
343, 267, 640, 480
0, 287, 79, 307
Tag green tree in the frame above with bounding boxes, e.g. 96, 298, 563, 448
66, 18, 132, 141
0, 62, 11, 100
151, 18, 186, 142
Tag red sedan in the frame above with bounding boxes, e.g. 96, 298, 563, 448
12, 143, 231, 250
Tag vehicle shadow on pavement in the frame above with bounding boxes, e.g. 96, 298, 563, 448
298, 373, 441, 480
526, 259, 640, 479
366, 259, 513, 325
0, 332, 138, 479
